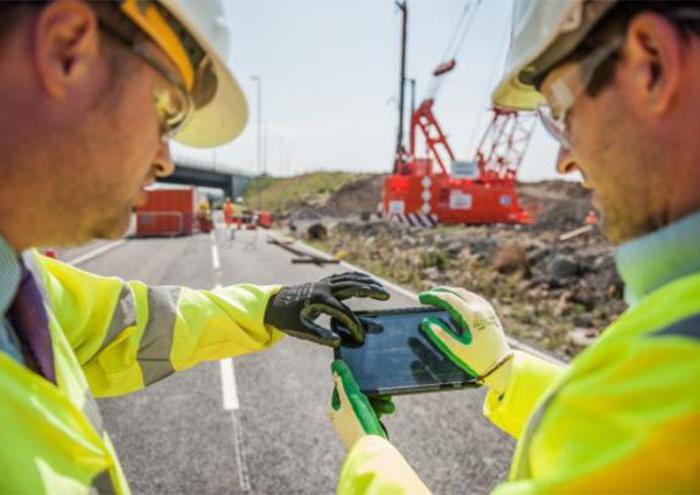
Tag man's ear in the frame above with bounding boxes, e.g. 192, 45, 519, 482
33, 1, 99, 98
622, 12, 684, 117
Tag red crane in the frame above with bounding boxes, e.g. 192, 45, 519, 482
384, 1, 535, 226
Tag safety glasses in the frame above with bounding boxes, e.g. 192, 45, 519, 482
98, 19, 193, 141
536, 37, 623, 150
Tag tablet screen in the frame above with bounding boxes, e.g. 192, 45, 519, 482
333, 307, 478, 397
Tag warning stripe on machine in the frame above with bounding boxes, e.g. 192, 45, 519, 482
387, 212, 439, 228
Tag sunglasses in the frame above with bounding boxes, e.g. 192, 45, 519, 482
98, 18, 193, 141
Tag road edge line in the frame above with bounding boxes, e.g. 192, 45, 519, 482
67, 240, 127, 267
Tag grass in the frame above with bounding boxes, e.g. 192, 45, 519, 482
243, 172, 374, 214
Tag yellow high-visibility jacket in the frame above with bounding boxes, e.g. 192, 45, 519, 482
338, 271, 700, 493
0, 251, 283, 494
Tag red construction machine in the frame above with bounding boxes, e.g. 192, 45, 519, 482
383, 1, 536, 226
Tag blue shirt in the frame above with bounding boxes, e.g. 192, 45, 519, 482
616, 210, 700, 307
0, 235, 24, 365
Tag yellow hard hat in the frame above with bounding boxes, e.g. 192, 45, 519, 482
117, 0, 248, 147
492, 0, 615, 110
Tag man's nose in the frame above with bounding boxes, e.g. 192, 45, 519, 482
153, 141, 175, 178
555, 147, 578, 175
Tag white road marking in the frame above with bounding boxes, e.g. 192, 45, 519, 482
210, 255, 248, 490
211, 243, 221, 270
231, 412, 251, 492
215, 282, 240, 412
220, 358, 239, 411
275, 232, 565, 366
67, 240, 127, 266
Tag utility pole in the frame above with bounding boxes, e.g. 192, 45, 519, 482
250, 76, 262, 178
263, 122, 269, 176
394, 1, 407, 173
250, 75, 262, 210
408, 77, 416, 136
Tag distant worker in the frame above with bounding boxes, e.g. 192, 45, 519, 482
328, 1, 700, 493
223, 196, 235, 225
223, 196, 236, 239
196, 197, 212, 233
0, 1, 388, 493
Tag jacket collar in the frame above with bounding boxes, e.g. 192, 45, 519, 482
0, 234, 21, 315
616, 210, 700, 306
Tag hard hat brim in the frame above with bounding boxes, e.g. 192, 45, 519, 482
491, 0, 616, 112
175, 54, 248, 147
162, 0, 249, 148
491, 72, 546, 111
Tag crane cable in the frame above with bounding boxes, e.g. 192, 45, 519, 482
426, 0, 481, 101
465, 3, 514, 155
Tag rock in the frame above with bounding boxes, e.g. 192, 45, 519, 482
492, 243, 531, 276
291, 207, 323, 221
593, 254, 613, 271
573, 313, 594, 327
420, 267, 441, 281
527, 246, 552, 266
466, 238, 498, 262
569, 327, 597, 348
307, 223, 328, 240
444, 240, 465, 257
553, 290, 572, 316
548, 255, 579, 280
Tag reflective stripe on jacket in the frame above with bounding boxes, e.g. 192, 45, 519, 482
0, 251, 283, 494
337, 270, 700, 493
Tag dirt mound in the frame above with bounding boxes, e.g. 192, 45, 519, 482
323, 175, 384, 217
519, 180, 593, 231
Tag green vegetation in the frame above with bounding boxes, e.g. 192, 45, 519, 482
243, 172, 372, 214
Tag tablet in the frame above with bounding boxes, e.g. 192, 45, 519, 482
332, 307, 479, 397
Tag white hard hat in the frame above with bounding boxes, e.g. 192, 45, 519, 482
118, 0, 248, 147
492, 0, 616, 110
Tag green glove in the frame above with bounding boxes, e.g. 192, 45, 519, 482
327, 360, 394, 450
419, 287, 513, 395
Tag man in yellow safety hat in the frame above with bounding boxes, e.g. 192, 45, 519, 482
0, 1, 388, 492
327, 1, 700, 492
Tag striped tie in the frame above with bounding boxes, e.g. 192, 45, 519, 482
7, 263, 56, 384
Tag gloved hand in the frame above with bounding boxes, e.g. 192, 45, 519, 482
264, 272, 390, 347
327, 360, 394, 450
419, 287, 513, 395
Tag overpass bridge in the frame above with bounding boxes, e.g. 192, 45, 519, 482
158, 157, 256, 199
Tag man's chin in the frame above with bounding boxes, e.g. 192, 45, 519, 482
90, 212, 132, 241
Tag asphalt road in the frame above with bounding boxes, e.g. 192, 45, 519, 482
74, 228, 514, 494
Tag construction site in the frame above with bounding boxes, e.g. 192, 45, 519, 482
64, 2, 619, 493
50, 3, 628, 493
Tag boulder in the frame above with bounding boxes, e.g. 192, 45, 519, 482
569, 327, 597, 348
307, 223, 328, 240
548, 255, 579, 280
492, 243, 531, 276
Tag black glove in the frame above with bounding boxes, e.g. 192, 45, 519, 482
264, 272, 390, 347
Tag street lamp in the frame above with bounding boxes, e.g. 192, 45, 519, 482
250, 75, 262, 178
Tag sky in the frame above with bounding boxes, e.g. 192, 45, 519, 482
172, 0, 569, 182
